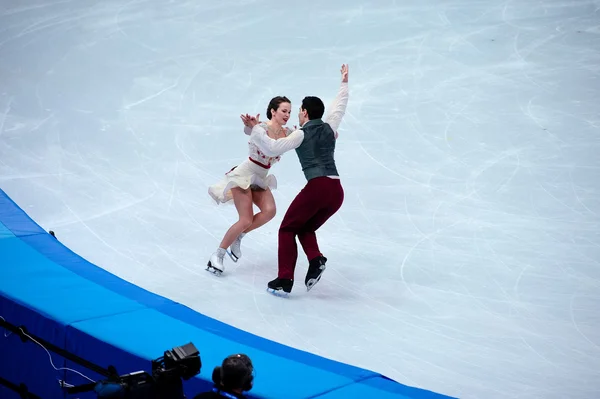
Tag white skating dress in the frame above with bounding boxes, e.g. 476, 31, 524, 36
208, 122, 292, 204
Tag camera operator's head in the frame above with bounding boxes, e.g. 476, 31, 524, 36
212, 354, 254, 394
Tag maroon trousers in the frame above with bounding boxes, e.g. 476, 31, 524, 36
278, 177, 344, 279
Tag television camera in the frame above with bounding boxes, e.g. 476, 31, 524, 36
65, 342, 201, 399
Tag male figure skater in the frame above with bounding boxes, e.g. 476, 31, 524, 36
248, 64, 349, 295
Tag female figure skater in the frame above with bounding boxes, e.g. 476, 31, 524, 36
207, 96, 295, 275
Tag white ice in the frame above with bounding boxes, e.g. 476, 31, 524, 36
1, 1, 600, 398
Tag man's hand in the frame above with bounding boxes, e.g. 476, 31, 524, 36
341, 64, 348, 83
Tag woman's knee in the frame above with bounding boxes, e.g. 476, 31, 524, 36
239, 215, 254, 229
263, 202, 276, 220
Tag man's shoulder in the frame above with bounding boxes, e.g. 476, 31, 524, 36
301, 122, 334, 134
317, 122, 335, 133
302, 120, 332, 130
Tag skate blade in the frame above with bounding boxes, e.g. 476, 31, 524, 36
306, 276, 321, 291
226, 250, 239, 263
206, 262, 223, 277
306, 267, 326, 291
266, 288, 289, 298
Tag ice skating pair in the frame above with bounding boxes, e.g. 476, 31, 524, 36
206, 233, 245, 276
266, 256, 328, 297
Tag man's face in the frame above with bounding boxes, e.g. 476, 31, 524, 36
298, 107, 308, 126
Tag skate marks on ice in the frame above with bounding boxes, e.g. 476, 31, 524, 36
2, 0, 600, 398
265, 288, 289, 299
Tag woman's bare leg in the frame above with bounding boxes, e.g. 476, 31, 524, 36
244, 188, 277, 234
219, 187, 254, 249
226, 188, 276, 263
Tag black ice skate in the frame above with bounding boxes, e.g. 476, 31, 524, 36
267, 278, 293, 297
305, 256, 327, 291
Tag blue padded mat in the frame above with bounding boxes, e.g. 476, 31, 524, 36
0, 188, 455, 399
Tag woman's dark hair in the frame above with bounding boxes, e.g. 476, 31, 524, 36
212, 354, 254, 392
266, 96, 291, 120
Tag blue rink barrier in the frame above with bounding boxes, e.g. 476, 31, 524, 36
0, 188, 455, 399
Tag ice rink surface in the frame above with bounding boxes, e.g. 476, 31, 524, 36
1, 0, 600, 397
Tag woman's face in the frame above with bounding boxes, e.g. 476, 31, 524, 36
271, 102, 291, 126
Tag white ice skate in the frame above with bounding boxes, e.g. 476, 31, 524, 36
227, 233, 245, 262
206, 250, 225, 276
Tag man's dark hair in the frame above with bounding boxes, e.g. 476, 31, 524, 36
211, 354, 254, 392
266, 96, 291, 120
301, 96, 325, 120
